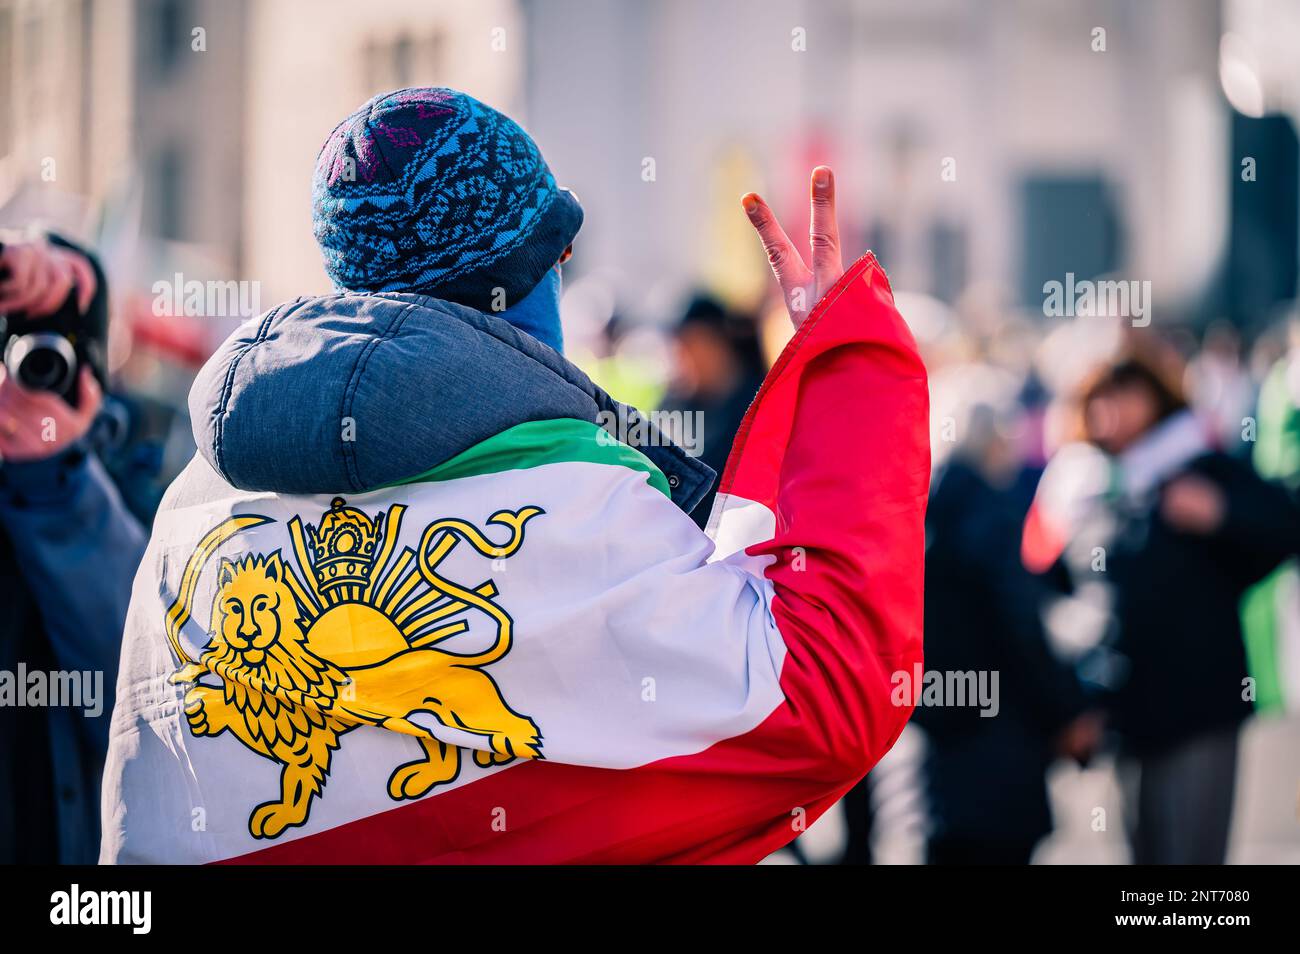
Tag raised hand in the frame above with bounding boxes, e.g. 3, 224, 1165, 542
742, 166, 844, 329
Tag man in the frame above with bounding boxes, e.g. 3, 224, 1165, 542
1025, 353, 1300, 863
101, 88, 928, 864
912, 366, 1100, 865
661, 294, 765, 528
0, 234, 145, 863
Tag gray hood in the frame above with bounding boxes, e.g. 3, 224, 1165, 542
188, 292, 714, 513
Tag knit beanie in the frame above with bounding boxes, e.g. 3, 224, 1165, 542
312, 87, 582, 315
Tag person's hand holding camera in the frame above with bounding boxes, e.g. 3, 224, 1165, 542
0, 236, 97, 317
0, 237, 103, 463
0, 365, 102, 462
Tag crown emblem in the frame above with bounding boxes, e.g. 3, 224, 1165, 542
307, 497, 379, 595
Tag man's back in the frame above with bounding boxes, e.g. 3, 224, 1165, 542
101, 254, 928, 863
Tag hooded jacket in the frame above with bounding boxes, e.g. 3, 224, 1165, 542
100, 253, 929, 864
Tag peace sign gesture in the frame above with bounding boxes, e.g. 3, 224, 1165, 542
742, 166, 843, 329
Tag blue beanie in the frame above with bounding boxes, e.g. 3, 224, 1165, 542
311, 88, 582, 316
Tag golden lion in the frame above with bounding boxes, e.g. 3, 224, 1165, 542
175, 548, 541, 840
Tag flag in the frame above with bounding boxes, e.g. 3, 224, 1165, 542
100, 252, 928, 864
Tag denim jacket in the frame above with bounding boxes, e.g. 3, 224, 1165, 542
0, 444, 145, 863
0, 233, 145, 864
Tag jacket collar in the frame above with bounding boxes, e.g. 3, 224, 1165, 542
190, 291, 715, 515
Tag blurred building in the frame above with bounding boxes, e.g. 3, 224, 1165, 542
0, 0, 247, 271
0, 0, 521, 305
3, 0, 1295, 325
240, 0, 522, 304
524, 0, 1247, 319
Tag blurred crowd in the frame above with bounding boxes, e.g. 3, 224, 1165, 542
908, 294, 1300, 866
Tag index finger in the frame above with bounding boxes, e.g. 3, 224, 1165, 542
742, 192, 811, 301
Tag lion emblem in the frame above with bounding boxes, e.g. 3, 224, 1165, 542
165, 498, 543, 839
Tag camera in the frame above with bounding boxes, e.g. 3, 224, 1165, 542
0, 288, 105, 408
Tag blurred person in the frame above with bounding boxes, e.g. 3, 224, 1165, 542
0, 234, 146, 863
909, 365, 1101, 866
1241, 316, 1300, 715
573, 313, 668, 416
661, 294, 764, 528
101, 89, 929, 864
1185, 322, 1257, 456
1024, 352, 1300, 864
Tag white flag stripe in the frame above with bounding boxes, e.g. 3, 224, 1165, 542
104, 455, 787, 862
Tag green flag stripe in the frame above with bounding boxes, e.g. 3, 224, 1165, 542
383, 418, 672, 497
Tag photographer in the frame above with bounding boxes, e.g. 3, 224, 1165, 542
0, 233, 145, 863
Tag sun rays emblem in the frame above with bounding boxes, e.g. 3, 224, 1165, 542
164, 497, 544, 840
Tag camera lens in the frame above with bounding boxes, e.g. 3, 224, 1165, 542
4, 332, 77, 395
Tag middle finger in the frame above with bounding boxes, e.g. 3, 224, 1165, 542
809, 166, 842, 294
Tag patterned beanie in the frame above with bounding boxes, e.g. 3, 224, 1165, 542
311, 87, 582, 313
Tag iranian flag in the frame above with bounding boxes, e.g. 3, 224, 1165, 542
100, 252, 929, 864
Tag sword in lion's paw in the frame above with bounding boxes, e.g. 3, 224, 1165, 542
164, 514, 275, 682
